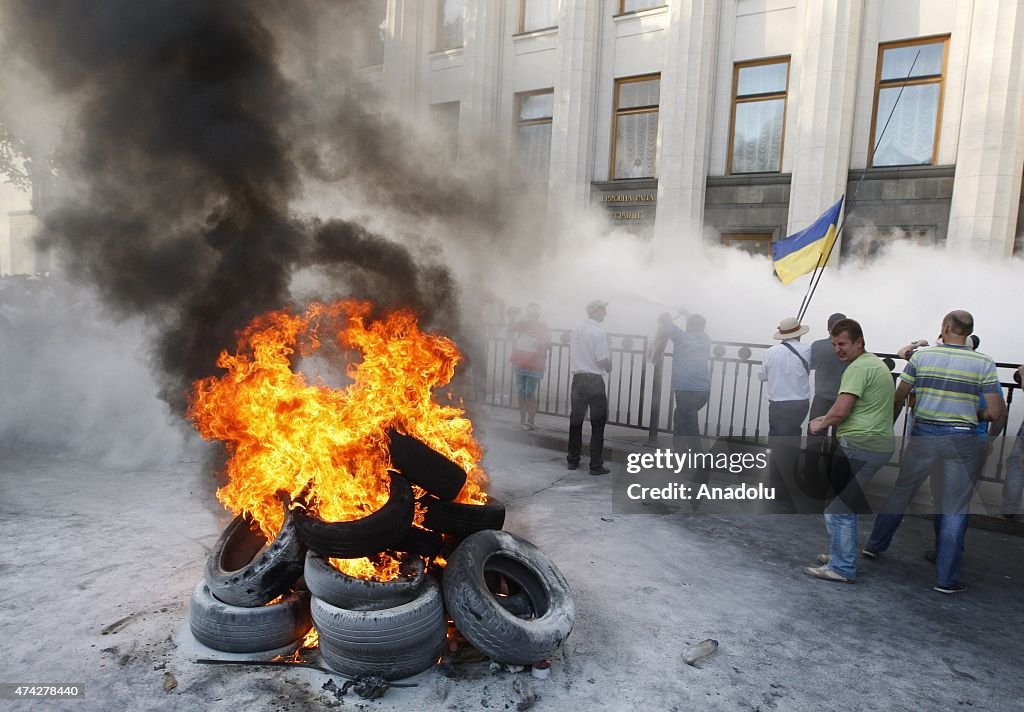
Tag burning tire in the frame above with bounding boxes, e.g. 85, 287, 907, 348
304, 551, 427, 611
312, 577, 446, 680
205, 509, 306, 607
293, 474, 414, 558
387, 430, 468, 500
442, 530, 575, 665
393, 525, 443, 558
189, 581, 312, 654
421, 496, 505, 539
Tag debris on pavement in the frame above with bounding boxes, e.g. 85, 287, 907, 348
682, 639, 719, 666
512, 676, 537, 711
162, 672, 177, 692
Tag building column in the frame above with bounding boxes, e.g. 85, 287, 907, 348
786, 0, 863, 253
459, 0, 504, 144
946, 0, 1024, 258
381, 0, 426, 119
548, 0, 602, 216
652, 0, 720, 249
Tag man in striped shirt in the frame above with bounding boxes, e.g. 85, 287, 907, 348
863, 310, 1005, 594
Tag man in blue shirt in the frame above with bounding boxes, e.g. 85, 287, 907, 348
652, 312, 712, 445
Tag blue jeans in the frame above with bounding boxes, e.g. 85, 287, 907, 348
866, 422, 982, 587
1001, 422, 1024, 516
823, 441, 893, 579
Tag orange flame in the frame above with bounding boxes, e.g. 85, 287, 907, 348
188, 300, 488, 572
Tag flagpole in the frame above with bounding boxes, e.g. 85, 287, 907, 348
794, 49, 922, 325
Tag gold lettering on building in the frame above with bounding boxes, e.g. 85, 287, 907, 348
599, 193, 657, 203
609, 211, 642, 220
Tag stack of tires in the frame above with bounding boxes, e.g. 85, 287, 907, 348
189, 508, 312, 654
190, 430, 576, 679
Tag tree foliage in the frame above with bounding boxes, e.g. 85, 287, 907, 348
1, 123, 33, 192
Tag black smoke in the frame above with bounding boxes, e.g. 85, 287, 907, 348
1, 0, 463, 411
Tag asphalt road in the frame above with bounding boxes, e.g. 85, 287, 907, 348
1, 436, 1022, 711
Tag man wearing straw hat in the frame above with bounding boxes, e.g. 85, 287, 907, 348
758, 317, 812, 508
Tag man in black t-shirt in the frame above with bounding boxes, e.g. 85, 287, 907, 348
802, 312, 849, 495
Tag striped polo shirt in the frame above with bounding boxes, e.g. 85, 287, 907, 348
901, 344, 1001, 427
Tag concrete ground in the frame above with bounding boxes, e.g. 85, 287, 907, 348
2, 412, 1023, 712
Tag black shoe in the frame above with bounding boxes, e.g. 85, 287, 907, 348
589, 465, 610, 476
861, 548, 879, 560
934, 582, 967, 594
924, 550, 937, 564
567, 462, 579, 471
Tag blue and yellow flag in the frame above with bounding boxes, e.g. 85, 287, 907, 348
772, 196, 845, 285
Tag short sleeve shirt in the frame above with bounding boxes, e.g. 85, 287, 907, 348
570, 319, 610, 375
810, 338, 848, 398
666, 324, 711, 392
836, 352, 896, 452
900, 344, 1000, 427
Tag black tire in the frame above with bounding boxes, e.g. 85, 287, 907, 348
387, 429, 467, 500
304, 551, 426, 611
421, 496, 505, 539
204, 508, 306, 607
293, 474, 414, 558
393, 525, 443, 558
312, 578, 446, 680
189, 581, 312, 654
442, 530, 575, 665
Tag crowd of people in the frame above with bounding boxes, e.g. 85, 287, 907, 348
502, 300, 1024, 594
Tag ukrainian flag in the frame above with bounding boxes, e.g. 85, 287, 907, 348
772, 196, 845, 285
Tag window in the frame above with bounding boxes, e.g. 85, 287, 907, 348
520, 0, 558, 33
516, 90, 554, 177
729, 58, 789, 174
619, 0, 665, 13
722, 233, 773, 257
611, 75, 660, 180
431, 102, 460, 161
869, 37, 948, 167
436, 0, 466, 50
353, 0, 387, 67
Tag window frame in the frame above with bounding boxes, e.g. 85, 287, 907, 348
435, 0, 465, 51
727, 56, 790, 175
515, 89, 555, 176
868, 35, 949, 168
610, 73, 661, 181
617, 0, 667, 14
721, 232, 774, 257
519, 0, 559, 34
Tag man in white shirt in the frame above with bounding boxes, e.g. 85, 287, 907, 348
758, 316, 812, 509
568, 300, 612, 475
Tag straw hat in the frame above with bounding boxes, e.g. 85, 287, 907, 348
773, 317, 809, 340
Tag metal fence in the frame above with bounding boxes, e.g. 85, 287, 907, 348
484, 330, 1023, 485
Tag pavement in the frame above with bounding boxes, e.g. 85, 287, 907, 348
2, 420, 1024, 711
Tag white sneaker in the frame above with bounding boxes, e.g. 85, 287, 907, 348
803, 565, 854, 583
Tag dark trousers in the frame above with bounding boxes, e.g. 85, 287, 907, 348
673, 390, 709, 437
768, 399, 809, 513
803, 394, 837, 494
568, 373, 607, 468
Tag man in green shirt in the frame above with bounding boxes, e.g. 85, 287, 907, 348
803, 318, 895, 583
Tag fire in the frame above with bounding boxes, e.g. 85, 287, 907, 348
188, 299, 488, 569
328, 554, 403, 582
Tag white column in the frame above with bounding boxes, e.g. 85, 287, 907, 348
548, 0, 602, 215
946, 0, 1024, 258
382, 0, 426, 119
786, 0, 863, 251
652, 0, 720, 248
459, 0, 504, 143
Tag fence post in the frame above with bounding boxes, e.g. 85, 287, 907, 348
646, 358, 663, 445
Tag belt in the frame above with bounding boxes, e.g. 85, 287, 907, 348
914, 419, 974, 431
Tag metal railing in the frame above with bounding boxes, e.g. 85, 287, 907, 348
484, 330, 1023, 485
